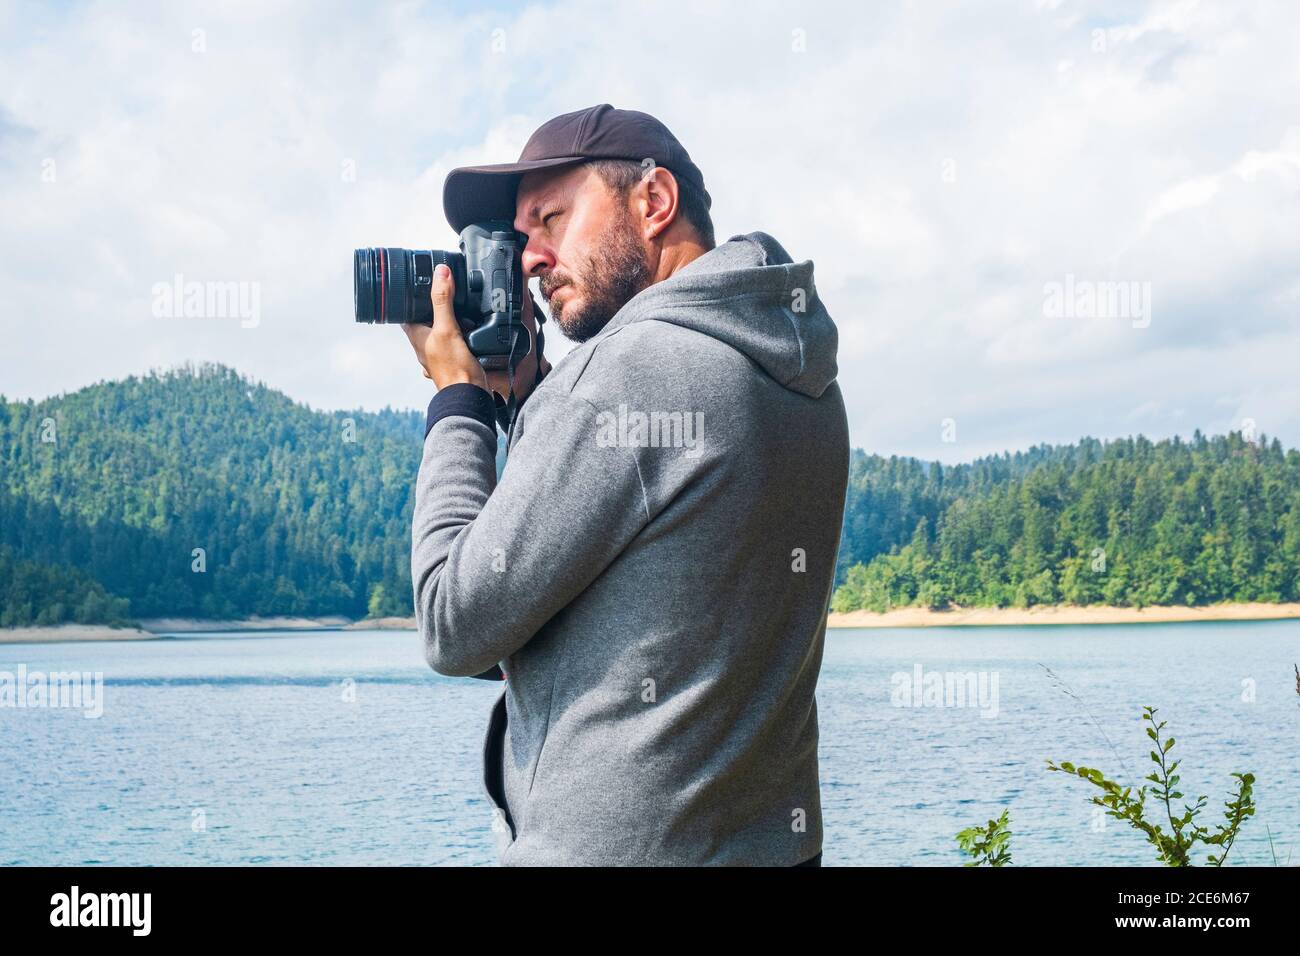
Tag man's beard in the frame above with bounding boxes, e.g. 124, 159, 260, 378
539, 212, 653, 343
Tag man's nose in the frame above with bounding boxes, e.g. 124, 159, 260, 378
520, 240, 554, 278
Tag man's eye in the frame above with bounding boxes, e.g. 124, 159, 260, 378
542, 210, 561, 227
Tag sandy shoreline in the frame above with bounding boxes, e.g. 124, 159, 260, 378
139, 616, 353, 633
6, 604, 1299, 645
827, 602, 1300, 628
0, 615, 418, 645
343, 616, 417, 631
0, 624, 159, 644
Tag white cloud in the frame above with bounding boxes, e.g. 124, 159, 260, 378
1, 0, 1299, 462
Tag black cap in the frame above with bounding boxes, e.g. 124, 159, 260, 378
442, 104, 711, 233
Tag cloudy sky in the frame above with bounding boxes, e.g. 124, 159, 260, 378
2, 0, 1298, 462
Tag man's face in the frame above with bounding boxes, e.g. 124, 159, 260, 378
514, 165, 653, 343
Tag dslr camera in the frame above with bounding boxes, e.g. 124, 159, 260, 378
354, 221, 530, 371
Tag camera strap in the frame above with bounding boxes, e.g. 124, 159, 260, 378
501, 302, 548, 443
503, 327, 522, 438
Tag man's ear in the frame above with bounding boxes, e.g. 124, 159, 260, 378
638, 166, 680, 241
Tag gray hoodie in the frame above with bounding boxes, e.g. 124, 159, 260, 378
411, 231, 849, 865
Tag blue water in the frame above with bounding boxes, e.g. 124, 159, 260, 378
1, 622, 1297, 866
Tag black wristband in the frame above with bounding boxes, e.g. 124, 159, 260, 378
425, 382, 497, 441
493, 393, 512, 435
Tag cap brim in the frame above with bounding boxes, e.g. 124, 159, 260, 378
442, 156, 587, 234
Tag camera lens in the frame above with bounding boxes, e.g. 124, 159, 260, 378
354, 248, 416, 323
354, 248, 463, 325
354, 248, 379, 322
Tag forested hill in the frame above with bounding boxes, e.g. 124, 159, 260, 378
833, 433, 1300, 612
2, 364, 1298, 626
0, 363, 424, 626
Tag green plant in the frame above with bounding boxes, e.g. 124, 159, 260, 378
955, 809, 1012, 867
1048, 706, 1255, 867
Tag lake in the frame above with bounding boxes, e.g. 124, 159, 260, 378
2, 622, 1296, 866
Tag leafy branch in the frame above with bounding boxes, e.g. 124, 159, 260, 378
955, 809, 1012, 867
1047, 705, 1255, 866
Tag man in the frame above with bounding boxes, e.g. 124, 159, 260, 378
404, 104, 849, 866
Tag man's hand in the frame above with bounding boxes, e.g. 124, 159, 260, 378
403, 263, 488, 392
403, 264, 550, 403
485, 292, 551, 404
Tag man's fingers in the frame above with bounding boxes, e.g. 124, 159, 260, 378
401, 322, 425, 347
408, 263, 486, 390
401, 320, 432, 378
522, 291, 539, 332
430, 263, 459, 339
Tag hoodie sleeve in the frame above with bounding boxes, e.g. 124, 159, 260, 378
411, 386, 650, 677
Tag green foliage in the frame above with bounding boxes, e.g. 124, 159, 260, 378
7, 368, 1298, 626
0, 363, 423, 624
1047, 706, 1256, 866
834, 432, 1300, 610
0, 544, 131, 627
955, 809, 1012, 867
367, 582, 404, 618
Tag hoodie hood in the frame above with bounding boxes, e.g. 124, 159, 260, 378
598, 232, 839, 398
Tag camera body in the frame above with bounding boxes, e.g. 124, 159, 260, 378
354, 221, 528, 371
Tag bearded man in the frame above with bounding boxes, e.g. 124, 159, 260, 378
404, 104, 848, 867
